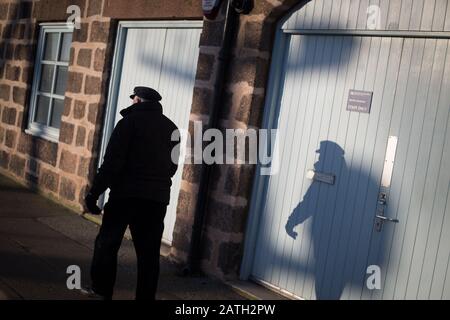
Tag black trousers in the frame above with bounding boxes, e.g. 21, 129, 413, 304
90, 197, 167, 300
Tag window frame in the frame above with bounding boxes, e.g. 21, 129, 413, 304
26, 23, 74, 142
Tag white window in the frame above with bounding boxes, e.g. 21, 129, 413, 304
26, 23, 73, 142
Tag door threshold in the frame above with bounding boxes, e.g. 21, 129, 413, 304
225, 279, 291, 300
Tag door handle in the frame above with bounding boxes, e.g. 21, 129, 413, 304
376, 215, 399, 223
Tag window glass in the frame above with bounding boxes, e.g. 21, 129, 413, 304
50, 98, 64, 129
59, 33, 72, 62
29, 25, 73, 139
55, 66, 68, 96
34, 95, 51, 125
43, 33, 59, 61
39, 64, 55, 93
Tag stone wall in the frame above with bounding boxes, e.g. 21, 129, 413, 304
103, 0, 202, 19
170, 0, 303, 279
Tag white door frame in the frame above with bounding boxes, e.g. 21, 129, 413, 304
97, 20, 203, 240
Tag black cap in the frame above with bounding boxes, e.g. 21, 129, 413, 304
130, 86, 162, 101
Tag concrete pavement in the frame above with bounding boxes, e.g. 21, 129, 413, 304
0, 173, 246, 300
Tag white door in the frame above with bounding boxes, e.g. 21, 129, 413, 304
245, 32, 450, 300
100, 21, 202, 245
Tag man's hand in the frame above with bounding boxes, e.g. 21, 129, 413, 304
84, 192, 102, 215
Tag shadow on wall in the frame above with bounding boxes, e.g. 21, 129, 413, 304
273, 140, 388, 300
0, 0, 39, 187
268, 35, 358, 137
285, 34, 357, 73
137, 29, 200, 85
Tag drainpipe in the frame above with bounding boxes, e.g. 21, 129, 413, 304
183, 0, 239, 275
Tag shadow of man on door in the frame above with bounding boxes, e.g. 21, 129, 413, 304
285, 140, 382, 300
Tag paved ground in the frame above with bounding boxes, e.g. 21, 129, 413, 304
0, 173, 245, 300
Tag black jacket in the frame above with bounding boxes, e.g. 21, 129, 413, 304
89, 101, 180, 204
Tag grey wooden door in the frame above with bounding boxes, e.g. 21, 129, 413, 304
250, 33, 450, 300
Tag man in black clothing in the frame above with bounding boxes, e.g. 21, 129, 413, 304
83, 86, 180, 300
